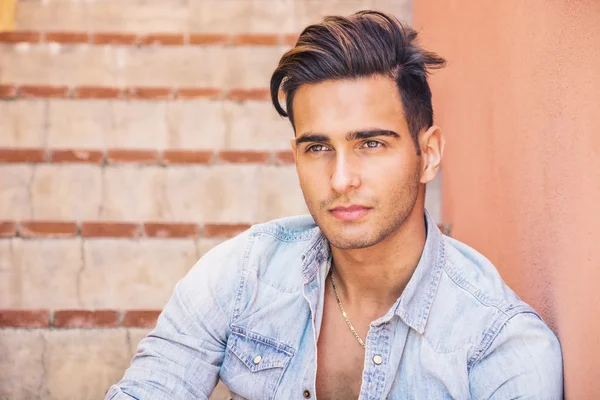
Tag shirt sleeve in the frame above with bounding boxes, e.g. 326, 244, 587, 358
468, 312, 564, 399
105, 235, 247, 400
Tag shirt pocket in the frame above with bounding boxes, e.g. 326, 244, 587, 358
220, 325, 295, 400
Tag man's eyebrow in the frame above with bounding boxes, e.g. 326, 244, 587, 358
295, 134, 331, 146
346, 129, 400, 140
295, 129, 400, 146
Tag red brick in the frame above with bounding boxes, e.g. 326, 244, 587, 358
19, 221, 78, 238
0, 148, 45, 163
218, 150, 270, 164
92, 32, 138, 45
188, 33, 230, 45
275, 150, 295, 164
126, 87, 172, 100
122, 310, 161, 328
0, 31, 40, 43
73, 86, 122, 99
50, 149, 104, 164
283, 34, 299, 46
175, 87, 222, 99
203, 223, 251, 238
144, 222, 198, 238
106, 149, 158, 164
45, 31, 89, 44
19, 85, 69, 98
53, 310, 120, 328
0, 309, 49, 327
227, 88, 270, 102
0, 84, 17, 98
0, 221, 17, 237
162, 150, 213, 164
138, 33, 184, 46
233, 34, 280, 46
81, 222, 140, 238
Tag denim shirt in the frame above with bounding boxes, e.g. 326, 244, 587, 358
107, 211, 563, 400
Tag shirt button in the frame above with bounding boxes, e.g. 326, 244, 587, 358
373, 355, 383, 365
303, 389, 311, 398
253, 355, 262, 364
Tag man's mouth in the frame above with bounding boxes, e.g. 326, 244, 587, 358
329, 205, 372, 221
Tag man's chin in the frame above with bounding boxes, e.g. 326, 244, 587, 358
322, 225, 381, 250
327, 235, 379, 250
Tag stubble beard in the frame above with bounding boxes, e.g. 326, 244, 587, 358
302, 167, 421, 250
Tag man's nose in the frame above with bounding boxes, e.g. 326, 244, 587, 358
330, 153, 361, 193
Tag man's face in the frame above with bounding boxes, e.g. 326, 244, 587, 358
292, 75, 424, 250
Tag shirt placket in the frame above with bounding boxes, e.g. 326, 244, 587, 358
359, 322, 392, 400
299, 276, 320, 399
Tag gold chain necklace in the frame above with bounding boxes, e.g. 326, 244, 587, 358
330, 270, 366, 349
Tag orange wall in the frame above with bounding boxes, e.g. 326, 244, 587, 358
414, 1, 600, 397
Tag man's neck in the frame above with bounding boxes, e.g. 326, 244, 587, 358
328, 209, 427, 316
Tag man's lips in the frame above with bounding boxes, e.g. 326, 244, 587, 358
329, 205, 372, 221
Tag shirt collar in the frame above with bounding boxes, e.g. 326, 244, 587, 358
391, 210, 445, 334
300, 209, 446, 334
300, 229, 328, 283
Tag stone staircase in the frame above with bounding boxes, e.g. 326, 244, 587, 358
0, 1, 440, 399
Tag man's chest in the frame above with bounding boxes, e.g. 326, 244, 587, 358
316, 329, 365, 399
220, 294, 471, 400
315, 288, 371, 399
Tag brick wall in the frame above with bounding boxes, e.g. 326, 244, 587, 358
0, 1, 438, 399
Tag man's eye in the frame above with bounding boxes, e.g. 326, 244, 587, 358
307, 144, 328, 153
363, 140, 382, 149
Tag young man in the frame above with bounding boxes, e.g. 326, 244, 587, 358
107, 11, 563, 400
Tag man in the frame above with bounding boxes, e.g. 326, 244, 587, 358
107, 11, 563, 399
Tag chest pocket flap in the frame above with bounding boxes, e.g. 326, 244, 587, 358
228, 325, 295, 372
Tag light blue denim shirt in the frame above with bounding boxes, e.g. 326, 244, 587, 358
107, 211, 563, 399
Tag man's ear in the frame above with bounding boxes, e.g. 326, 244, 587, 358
419, 125, 444, 184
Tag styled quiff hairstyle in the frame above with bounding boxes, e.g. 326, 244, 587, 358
270, 10, 445, 154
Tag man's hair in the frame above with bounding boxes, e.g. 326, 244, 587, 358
270, 10, 446, 154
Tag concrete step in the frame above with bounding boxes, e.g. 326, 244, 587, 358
0, 42, 286, 88
0, 163, 306, 222
0, 97, 292, 150
0, 237, 222, 309
15, 0, 411, 33
0, 326, 232, 399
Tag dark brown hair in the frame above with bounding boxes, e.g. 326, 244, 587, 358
270, 10, 446, 154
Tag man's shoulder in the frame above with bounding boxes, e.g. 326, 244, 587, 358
444, 236, 563, 394
424, 235, 550, 354
250, 214, 321, 242
180, 215, 321, 312
192, 214, 320, 284
440, 236, 530, 314
207, 214, 320, 259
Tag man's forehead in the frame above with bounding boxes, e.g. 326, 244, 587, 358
293, 78, 407, 140
294, 75, 399, 104
294, 76, 403, 115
